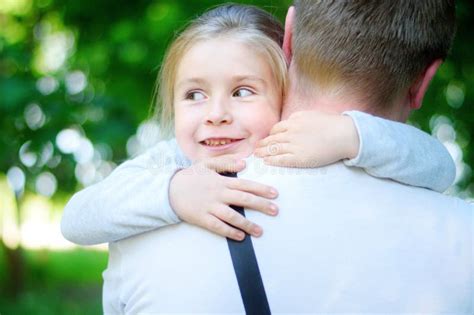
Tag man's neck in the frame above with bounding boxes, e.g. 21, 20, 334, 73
282, 71, 408, 122
282, 79, 371, 119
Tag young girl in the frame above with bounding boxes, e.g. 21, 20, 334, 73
61, 4, 455, 244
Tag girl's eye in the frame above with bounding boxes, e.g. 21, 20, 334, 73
233, 88, 254, 98
186, 91, 206, 101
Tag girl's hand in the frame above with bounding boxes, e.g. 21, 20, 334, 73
169, 155, 279, 241
254, 111, 360, 168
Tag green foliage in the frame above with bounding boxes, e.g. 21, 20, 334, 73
0, 247, 107, 314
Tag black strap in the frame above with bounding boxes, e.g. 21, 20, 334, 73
222, 172, 271, 315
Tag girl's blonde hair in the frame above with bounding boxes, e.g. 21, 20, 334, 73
154, 4, 287, 137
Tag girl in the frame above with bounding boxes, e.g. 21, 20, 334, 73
61, 4, 454, 244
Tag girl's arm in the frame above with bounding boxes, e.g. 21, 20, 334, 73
343, 110, 455, 192
255, 110, 455, 192
61, 140, 184, 245
61, 139, 278, 245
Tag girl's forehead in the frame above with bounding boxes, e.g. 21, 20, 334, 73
176, 39, 273, 84
189, 36, 254, 53
180, 37, 266, 68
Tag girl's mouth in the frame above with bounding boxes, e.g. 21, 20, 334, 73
200, 138, 244, 150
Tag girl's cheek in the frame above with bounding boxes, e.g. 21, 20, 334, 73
268, 105, 281, 125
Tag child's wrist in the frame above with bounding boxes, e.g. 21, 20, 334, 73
341, 115, 360, 160
169, 169, 186, 220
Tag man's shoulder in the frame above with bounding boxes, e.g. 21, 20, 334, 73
242, 155, 332, 178
242, 158, 473, 211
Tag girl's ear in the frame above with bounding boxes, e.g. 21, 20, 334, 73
283, 6, 295, 64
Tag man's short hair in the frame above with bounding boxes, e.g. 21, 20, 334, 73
292, 0, 456, 108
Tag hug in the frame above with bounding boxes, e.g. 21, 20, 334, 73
62, 1, 473, 313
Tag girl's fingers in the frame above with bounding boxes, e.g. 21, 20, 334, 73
257, 133, 290, 150
255, 142, 293, 158
212, 206, 263, 238
225, 178, 278, 199
203, 214, 246, 241
269, 120, 290, 135
222, 189, 278, 217
263, 153, 300, 168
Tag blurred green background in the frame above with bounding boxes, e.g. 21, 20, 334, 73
0, 0, 472, 313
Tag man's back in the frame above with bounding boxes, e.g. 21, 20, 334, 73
103, 159, 473, 314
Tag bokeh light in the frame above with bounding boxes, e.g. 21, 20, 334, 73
24, 103, 46, 130
35, 171, 57, 197
6, 166, 26, 193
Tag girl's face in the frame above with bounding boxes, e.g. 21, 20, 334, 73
173, 37, 282, 161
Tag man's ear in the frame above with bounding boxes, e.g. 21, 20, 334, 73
409, 59, 443, 109
283, 6, 295, 64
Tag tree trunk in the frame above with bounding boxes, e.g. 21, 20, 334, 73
1, 239, 24, 298
0, 192, 25, 299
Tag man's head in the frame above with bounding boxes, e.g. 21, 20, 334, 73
284, 0, 456, 120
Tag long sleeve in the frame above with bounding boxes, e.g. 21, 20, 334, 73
61, 139, 190, 245
343, 111, 455, 193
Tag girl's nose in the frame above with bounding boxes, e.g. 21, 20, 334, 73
205, 99, 233, 126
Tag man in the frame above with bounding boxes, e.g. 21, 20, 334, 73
72, 1, 473, 313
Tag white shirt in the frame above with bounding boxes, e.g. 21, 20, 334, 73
103, 158, 473, 314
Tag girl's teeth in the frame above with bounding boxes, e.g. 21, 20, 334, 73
204, 139, 233, 146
